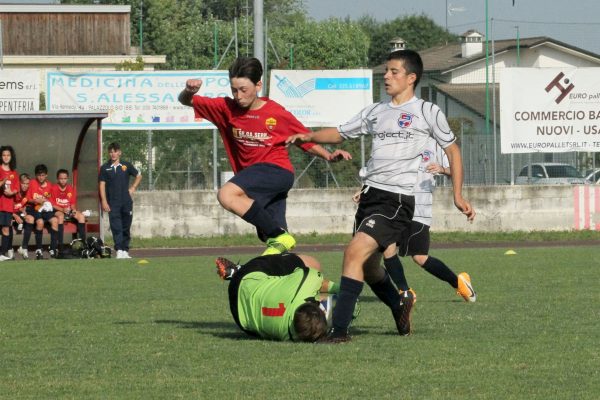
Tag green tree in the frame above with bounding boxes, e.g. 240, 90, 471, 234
358, 14, 457, 66
269, 18, 369, 69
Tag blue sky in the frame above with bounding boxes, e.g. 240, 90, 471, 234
303, 0, 600, 54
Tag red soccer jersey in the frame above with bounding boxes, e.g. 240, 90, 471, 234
192, 96, 314, 173
0, 168, 18, 213
51, 184, 77, 210
26, 179, 53, 211
13, 190, 26, 213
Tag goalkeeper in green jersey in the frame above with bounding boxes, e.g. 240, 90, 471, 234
216, 253, 340, 342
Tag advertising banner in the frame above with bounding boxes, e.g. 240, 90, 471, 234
268, 69, 373, 127
0, 69, 40, 112
501, 68, 600, 153
46, 71, 230, 130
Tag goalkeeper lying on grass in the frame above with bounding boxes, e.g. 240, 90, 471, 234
216, 253, 342, 342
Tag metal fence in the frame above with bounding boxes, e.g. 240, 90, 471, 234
103, 128, 596, 191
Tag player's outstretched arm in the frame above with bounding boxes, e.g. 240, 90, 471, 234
178, 79, 203, 106
444, 143, 476, 222
305, 145, 352, 162
286, 127, 344, 146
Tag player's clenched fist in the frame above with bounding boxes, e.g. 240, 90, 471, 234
185, 79, 202, 93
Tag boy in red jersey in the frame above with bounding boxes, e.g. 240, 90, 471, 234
52, 169, 87, 251
179, 57, 351, 255
0, 146, 18, 261
24, 164, 59, 260
11, 173, 30, 259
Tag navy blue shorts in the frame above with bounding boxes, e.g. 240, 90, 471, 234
26, 206, 55, 223
230, 163, 294, 232
0, 211, 12, 227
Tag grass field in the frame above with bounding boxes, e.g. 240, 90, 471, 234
1, 246, 599, 399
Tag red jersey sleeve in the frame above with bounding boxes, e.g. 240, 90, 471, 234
191, 96, 230, 130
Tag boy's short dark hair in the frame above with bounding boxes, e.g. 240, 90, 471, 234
108, 142, 121, 152
293, 302, 328, 342
56, 169, 69, 178
387, 49, 424, 88
228, 57, 263, 85
20, 173, 30, 182
34, 164, 48, 175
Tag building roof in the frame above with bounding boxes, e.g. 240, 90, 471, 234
374, 36, 600, 74
433, 83, 500, 125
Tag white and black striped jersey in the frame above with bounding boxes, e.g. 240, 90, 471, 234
339, 96, 455, 195
413, 137, 449, 226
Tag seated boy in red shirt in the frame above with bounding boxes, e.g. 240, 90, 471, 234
51, 169, 87, 250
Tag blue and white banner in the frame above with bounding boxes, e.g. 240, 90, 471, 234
46, 71, 230, 130
0, 69, 40, 112
269, 69, 373, 127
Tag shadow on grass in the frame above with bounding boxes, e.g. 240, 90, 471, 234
152, 319, 257, 341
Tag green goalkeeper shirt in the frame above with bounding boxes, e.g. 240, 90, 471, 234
237, 265, 323, 341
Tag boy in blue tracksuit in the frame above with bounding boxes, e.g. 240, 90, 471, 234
98, 142, 142, 259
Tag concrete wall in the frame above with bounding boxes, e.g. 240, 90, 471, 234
113, 186, 589, 238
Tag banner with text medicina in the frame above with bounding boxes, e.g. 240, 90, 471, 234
0, 69, 40, 112
501, 67, 600, 154
46, 71, 230, 130
268, 69, 373, 127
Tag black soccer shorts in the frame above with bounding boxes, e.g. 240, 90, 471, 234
397, 221, 431, 257
353, 185, 415, 250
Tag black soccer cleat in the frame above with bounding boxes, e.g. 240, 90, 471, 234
393, 289, 416, 336
35, 249, 44, 260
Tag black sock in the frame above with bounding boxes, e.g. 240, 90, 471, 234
35, 229, 43, 250
368, 272, 402, 310
58, 224, 64, 250
77, 223, 86, 241
241, 201, 284, 239
1, 233, 9, 254
50, 229, 58, 252
22, 223, 33, 248
384, 256, 409, 291
8, 228, 13, 249
422, 256, 459, 289
331, 276, 363, 337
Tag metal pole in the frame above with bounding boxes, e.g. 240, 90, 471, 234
253, 0, 265, 89
234, 18, 239, 58
264, 18, 268, 94
511, 26, 520, 186
445, 0, 448, 32
139, 0, 143, 55
484, 0, 490, 135
0, 19, 3, 70
147, 130, 153, 190
491, 18, 497, 185
214, 22, 219, 69
213, 23, 220, 191
213, 130, 218, 190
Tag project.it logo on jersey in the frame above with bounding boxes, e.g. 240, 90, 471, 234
397, 112, 413, 128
